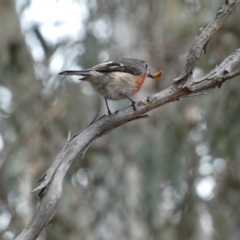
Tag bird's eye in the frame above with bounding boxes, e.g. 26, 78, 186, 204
144, 63, 150, 74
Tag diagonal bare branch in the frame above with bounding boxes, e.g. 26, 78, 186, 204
15, 2, 240, 240
15, 49, 240, 240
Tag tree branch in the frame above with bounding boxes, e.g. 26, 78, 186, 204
16, 1, 240, 240
173, 0, 239, 87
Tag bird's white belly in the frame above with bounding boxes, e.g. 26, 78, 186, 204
90, 72, 140, 100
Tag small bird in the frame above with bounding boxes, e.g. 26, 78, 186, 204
59, 58, 163, 115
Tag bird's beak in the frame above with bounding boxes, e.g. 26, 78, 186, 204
148, 70, 164, 80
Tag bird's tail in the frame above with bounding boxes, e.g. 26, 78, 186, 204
59, 70, 92, 80
59, 70, 92, 76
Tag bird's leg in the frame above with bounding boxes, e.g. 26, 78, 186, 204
124, 95, 138, 111
104, 97, 112, 115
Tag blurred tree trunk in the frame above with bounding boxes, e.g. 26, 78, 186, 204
0, 0, 43, 232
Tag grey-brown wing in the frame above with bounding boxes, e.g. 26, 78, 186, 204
91, 58, 144, 75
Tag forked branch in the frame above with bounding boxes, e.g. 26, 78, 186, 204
16, 1, 240, 239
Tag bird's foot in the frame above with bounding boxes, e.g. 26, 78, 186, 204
132, 101, 138, 112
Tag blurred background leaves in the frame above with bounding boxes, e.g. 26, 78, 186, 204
0, 0, 240, 239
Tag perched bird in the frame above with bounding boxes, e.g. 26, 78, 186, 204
59, 58, 163, 115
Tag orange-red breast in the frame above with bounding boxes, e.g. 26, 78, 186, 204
59, 58, 163, 114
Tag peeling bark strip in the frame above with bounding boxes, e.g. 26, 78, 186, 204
16, 1, 240, 240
